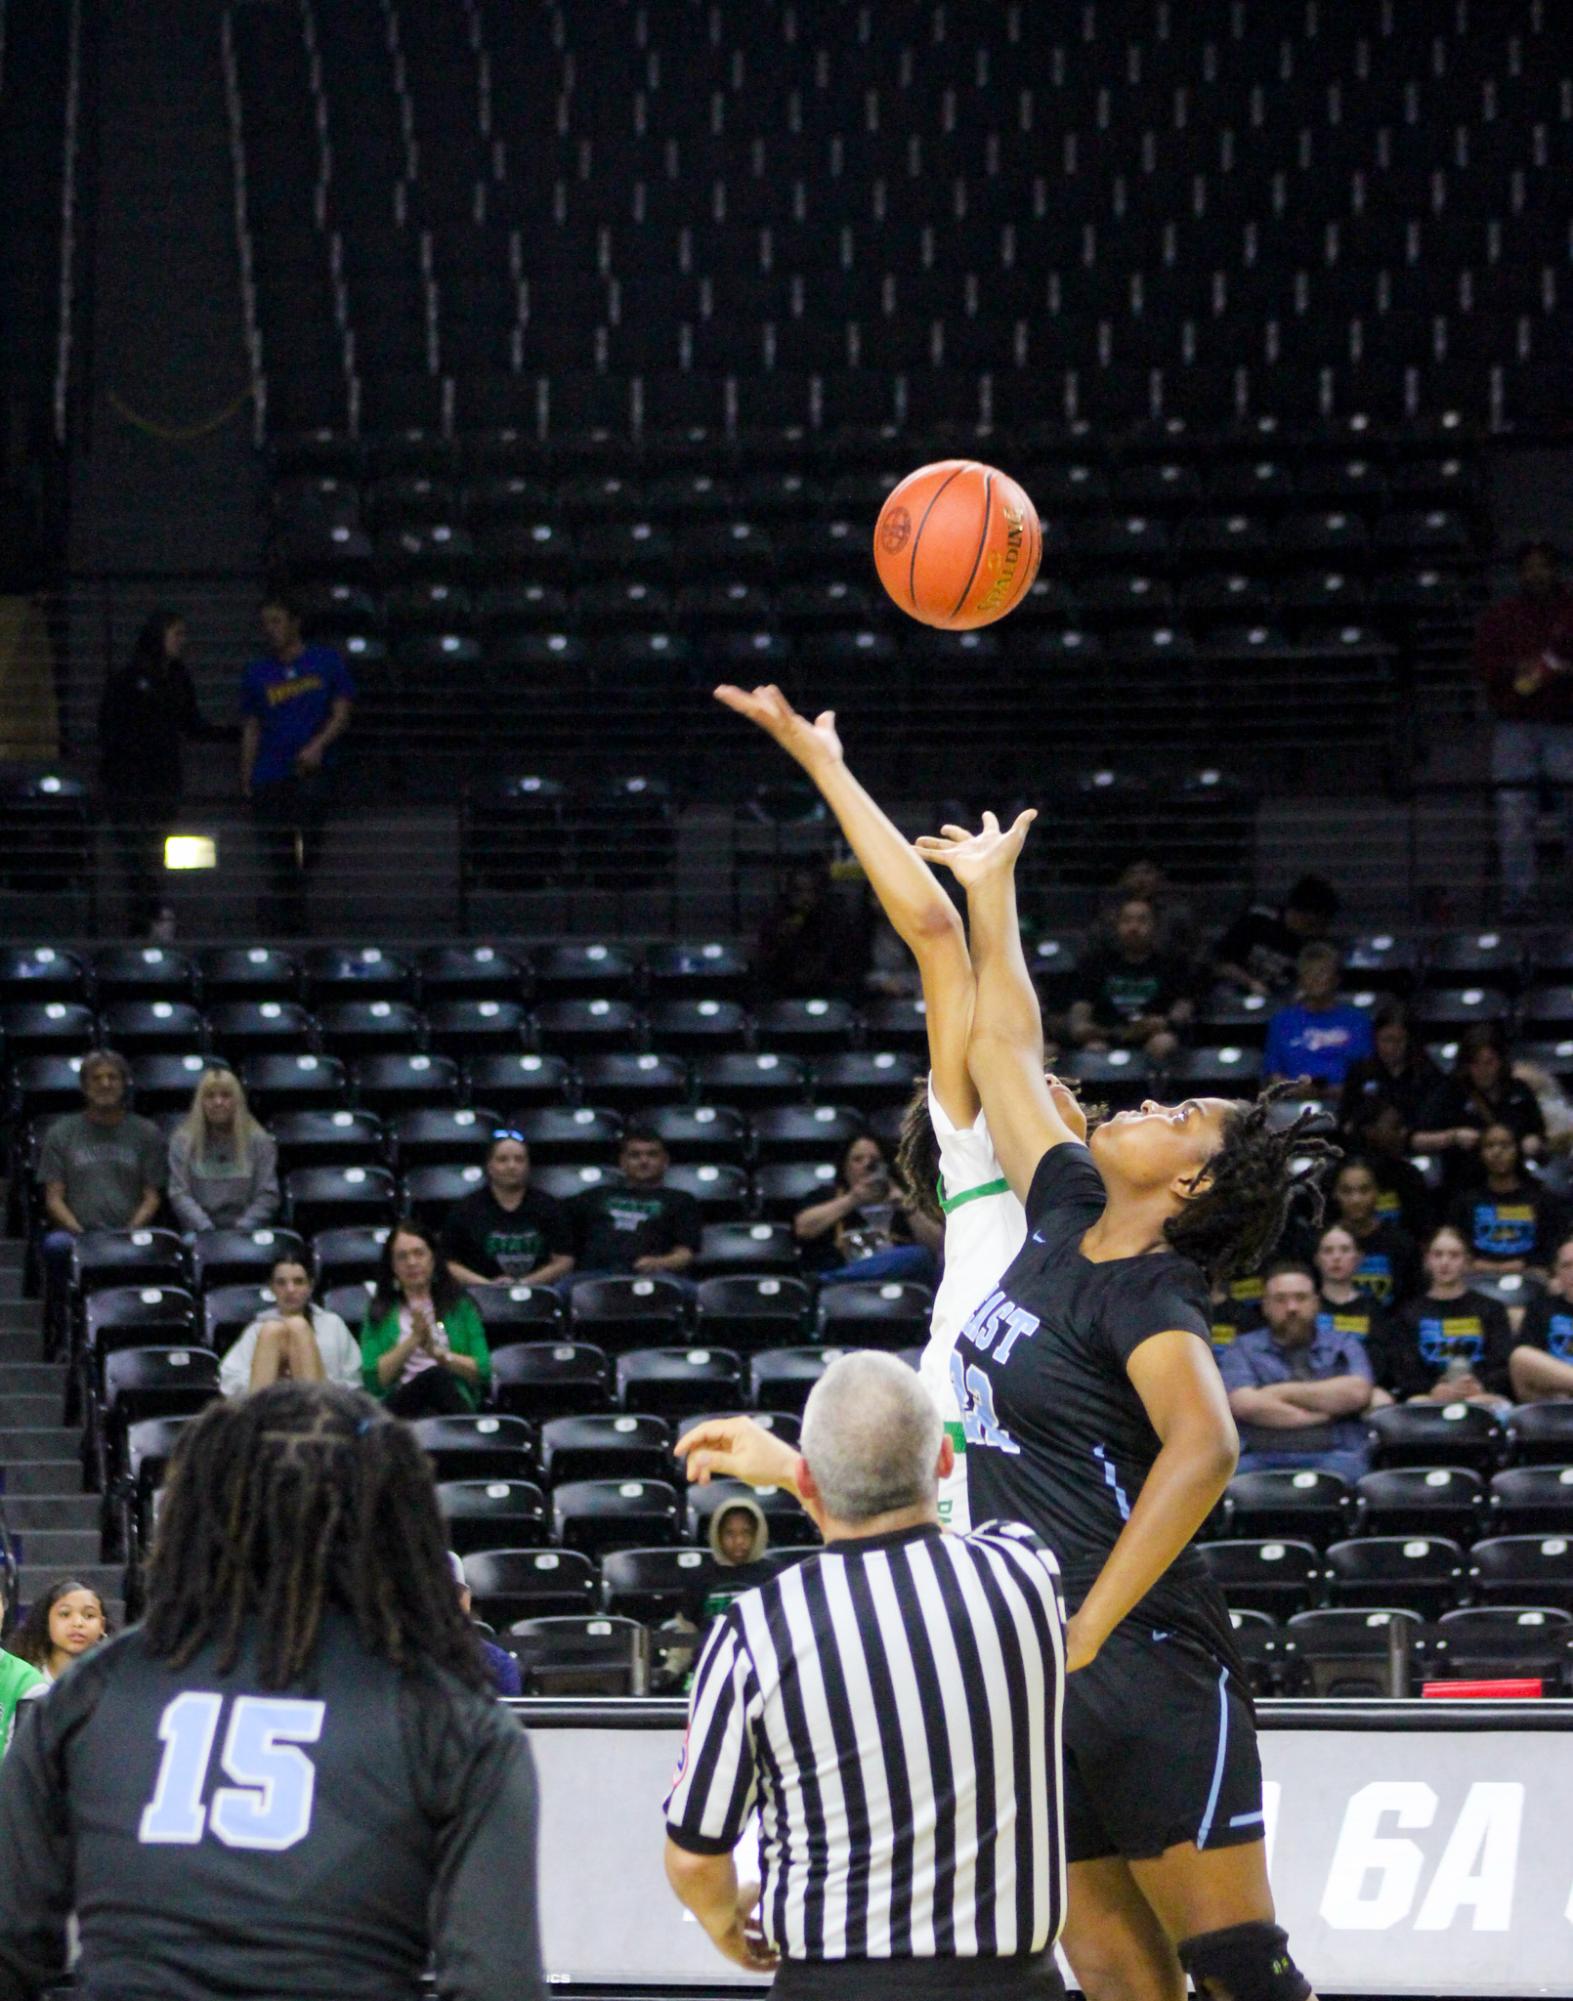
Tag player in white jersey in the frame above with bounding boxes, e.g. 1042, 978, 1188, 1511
716, 683, 1028, 1531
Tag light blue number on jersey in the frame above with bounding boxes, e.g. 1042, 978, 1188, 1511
139, 1691, 325, 1851
950, 1350, 1021, 1455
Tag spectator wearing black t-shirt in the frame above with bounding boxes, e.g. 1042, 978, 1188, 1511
442, 1132, 574, 1290
1327, 1157, 1422, 1309
1067, 895, 1194, 1063
1212, 872, 1340, 997
568, 1127, 703, 1291
1413, 1023, 1547, 1191
1338, 1001, 1442, 1135
1375, 1225, 1515, 1407
1510, 1233, 1573, 1402
1447, 1123, 1564, 1277
1313, 1223, 1398, 1367
1342, 1097, 1437, 1241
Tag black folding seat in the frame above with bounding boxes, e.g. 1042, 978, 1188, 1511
308, 1225, 388, 1293
661, 1161, 750, 1221
1326, 1536, 1467, 1621
1424, 934, 1525, 995
72, 1229, 187, 1296
466, 1052, 573, 1116
383, 1107, 489, 1170
1425, 1611, 1573, 1697
1374, 509, 1472, 559
202, 1282, 279, 1355
747, 1103, 862, 1167
189, 1227, 307, 1294
84, 1285, 198, 1364
538, 1413, 671, 1488
490, 1342, 610, 1422
410, 1413, 536, 1485
695, 1275, 813, 1358
437, 1479, 549, 1555
617, 1347, 746, 1423
2, 1002, 97, 1058
1283, 1609, 1421, 1700
1198, 1539, 1323, 1619
462, 1548, 598, 1623
687, 1476, 815, 1548
505, 1613, 650, 1694
124, 1053, 223, 1117
1518, 985, 1573, 1039
641, 943, 749, 1004
91, 946, 196, 1003
694, 1053, 810, 1109
1504, 1403, 1573, 1467
533, 999, 641, 1058
1164, 1045, 1263, 1098
859, 1000, 929, 1057
751, 1345, 845, 1418
752, 999, 858, 1057
400, 1162, 486, 1229
351, 1053, 462, 1114
1356, 1468, 1486, 1546
204, 1000, 317, 1058
304, 946, 413, 1005
1343, 934, 1422, 997
552, 1477, 681, 1558
316, 1000, 426, 1060
1060, 1048, 1154, 1112
1469, 1535, 1573, 1612
810, 1051, 918, 1112
241, 1052, 349, 1115
284, 1164, 398, 1236
1366, 1402, 1504, 1474
570, 1277, 690, 1355
816, 1283, 933, 1352
120, 1413, 196, 1546
0, 945, 87, 1005
1224, 1470, 1354, 1548
1416, 989, 1510, 1034
646, 999, 750, 1056
600, 1545, 713, 1623
102, 1345, 221, 1429
1487, 1467, 1573, 1538
95, 1001, 204, 1059
476, 522, 576, 584
576, 1054, 689, 1112
530, 1163, 622, 1206
695, 1221, 800, 1278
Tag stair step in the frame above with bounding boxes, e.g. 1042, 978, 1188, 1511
18, 1563, 121, 1606
0, 1428, 83, 1462
12, 1527, 101, 1567
0, 1394, 65, 1427
0, 1331, 49, 1365
3, 1494, 99, 1530
0, 1459, 85, 1497
0, 1309, 42, 1334
0, 1363, 66, 1396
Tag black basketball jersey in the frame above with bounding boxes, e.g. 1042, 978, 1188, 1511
0, 1613, 543, 2001
955, 1142, 1240, 1672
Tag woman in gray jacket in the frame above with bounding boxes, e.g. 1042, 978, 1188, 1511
168, 1066, 280, 1231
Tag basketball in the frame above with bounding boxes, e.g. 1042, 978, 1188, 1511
872, 460, 1042, 630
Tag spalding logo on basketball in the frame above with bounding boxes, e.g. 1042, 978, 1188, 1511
873, 461, 1042, 631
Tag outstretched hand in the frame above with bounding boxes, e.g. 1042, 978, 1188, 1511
714, 683, 843, 773
915, 809, 1037, 887
673, 1413, 801, 1495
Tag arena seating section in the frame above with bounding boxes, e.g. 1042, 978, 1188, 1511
225, 0, 1573, 784
5, 933, 1573, 1694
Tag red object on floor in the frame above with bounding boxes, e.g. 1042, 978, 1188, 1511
1421, 1678, 1544, 1700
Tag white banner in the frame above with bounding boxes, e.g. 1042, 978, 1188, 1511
522, 1702, 1573, 1995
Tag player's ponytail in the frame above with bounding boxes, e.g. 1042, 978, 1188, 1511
1163, 1082, 1341, 1285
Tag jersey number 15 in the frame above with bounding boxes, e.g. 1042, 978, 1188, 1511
139, 1691, 325, 1852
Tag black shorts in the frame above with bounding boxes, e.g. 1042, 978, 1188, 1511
1062, 1624, 1264, 1864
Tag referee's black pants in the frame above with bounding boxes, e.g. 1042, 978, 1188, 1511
772, 1950, 1064, 1999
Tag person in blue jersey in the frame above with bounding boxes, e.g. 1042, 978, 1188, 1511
1511, 1233, 1573, 1401
240, 593, 354, 934
1262, 944, 1372, 1098
916, 808, 1335, 2001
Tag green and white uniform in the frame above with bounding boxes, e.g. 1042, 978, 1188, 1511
917, 1079, 1027, 1532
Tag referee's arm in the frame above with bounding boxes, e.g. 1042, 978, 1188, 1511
0, 1696, 73, 2000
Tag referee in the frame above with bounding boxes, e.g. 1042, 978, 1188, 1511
665, 1352, 1067, 2000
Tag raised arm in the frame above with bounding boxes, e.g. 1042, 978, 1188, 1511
918, 812, 1083, 1201
716, 684, 977, 1126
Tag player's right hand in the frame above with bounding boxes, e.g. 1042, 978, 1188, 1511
714, 683, 844, 771
915, 808, 1037, 887
673, 1414, 801, 1495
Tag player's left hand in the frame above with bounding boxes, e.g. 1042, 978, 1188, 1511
714, 683, 844, 773
915, 809, 1037, 887
1046, 1076, 1088, 1142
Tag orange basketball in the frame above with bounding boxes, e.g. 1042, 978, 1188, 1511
872, 460, 1042, 630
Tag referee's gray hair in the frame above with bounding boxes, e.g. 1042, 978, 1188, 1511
799, 1351, 943, 1524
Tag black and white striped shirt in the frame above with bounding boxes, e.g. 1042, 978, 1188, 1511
663, 1520, 1066, 1963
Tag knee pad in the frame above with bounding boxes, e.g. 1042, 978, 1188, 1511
1177, 1921, 1311, 2001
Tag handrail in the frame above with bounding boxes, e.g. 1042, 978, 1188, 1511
52, 0, 83, 446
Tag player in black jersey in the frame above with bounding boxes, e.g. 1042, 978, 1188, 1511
0, 1381, 543, 2001
919, 811, 1334, 2001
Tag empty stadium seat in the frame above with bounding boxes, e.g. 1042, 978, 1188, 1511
1224, 1469, 1354, 1548
1198, 1538, 1322, 1619
284, 1164, 398, 1235
816, 1282, 934, 1350
695, 1221, 800, 1277
490, 1342, 611, 1421
465, 1285, 566, 1351
570, 1276, 690, 1353
1366, 1401, 1505, 1472
1326, 1536, 1466, 1620
101, 1345, 221, 1428
310, 1225, 391, 1291
409, 1412, 536, 1483
269, 1109, 386, 1174
600, 1545, 712, 1623
463, 1548, 598, 1623
1468, 1536, 1573, 1611
71, 1229, 186, 1296
539, 1413, 671, 1487
1285, 1609, 1421, 1699
1356, 1467, 1486, 1545
437, 1478, 549, 1555
751, 1345, 848, 1418
1487, 1467, 1573, 1537
552, 1478, 682, 1558
1504, 1402, 1573, 1466
696, 1275, 813, 1355
506, 1614, 649, 1695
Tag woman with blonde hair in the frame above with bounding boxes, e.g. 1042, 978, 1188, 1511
168, 1065, 279, 1232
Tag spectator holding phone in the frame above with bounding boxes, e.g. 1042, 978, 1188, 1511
792, 1130, 939, 1287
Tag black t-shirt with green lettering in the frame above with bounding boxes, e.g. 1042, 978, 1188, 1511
955, 1141, 1240, 1674
573, 1181, 703, 1272
441, 1187, 572, 1280
1076, 947, 1192, 1030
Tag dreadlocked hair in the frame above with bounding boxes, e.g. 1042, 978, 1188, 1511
1162, 1081, 1342, 1286
142, 1380, 487, 1692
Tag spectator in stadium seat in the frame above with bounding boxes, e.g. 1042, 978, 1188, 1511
1376, 1225, 1515, 1409
793, 1130, 940, 1287
567, 1127, 703, 1291
239, 592, 354, 935
1313, 1223, 1396, 1362
448, 1552, 522, 1698
167, 1066, 279, 1233
1263, 943, 1373, 1097
1212, 871, 1340, 997
1510, 1233, 1573, 1402
1474, 539, 1573, 916
1342, 1096, 1437, 1241
97, 609, 227, 939
1067, 894, 1195, 1064
361, 1223, 491, 1417
1094, 855, 1198, 961
36, 1049, 166, 1340
442, 1132, 574, 1291
1327, 1157, 1421, 1308
754, 858, 869, 1001
0, 1572, 46, 1754
1216, 1262, 1376, 1485
1447, 1123, 1564, 1278
219, 1253, 362, 1398
1338, 1000, 1442, 1136
8, 1580, 110, 1686
1413, 1023, 1548, 1185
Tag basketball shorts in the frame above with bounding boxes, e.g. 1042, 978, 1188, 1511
1062, 1623, 1264, 1864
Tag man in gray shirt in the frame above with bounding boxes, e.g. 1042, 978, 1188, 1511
37, 1048, 166, 1344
